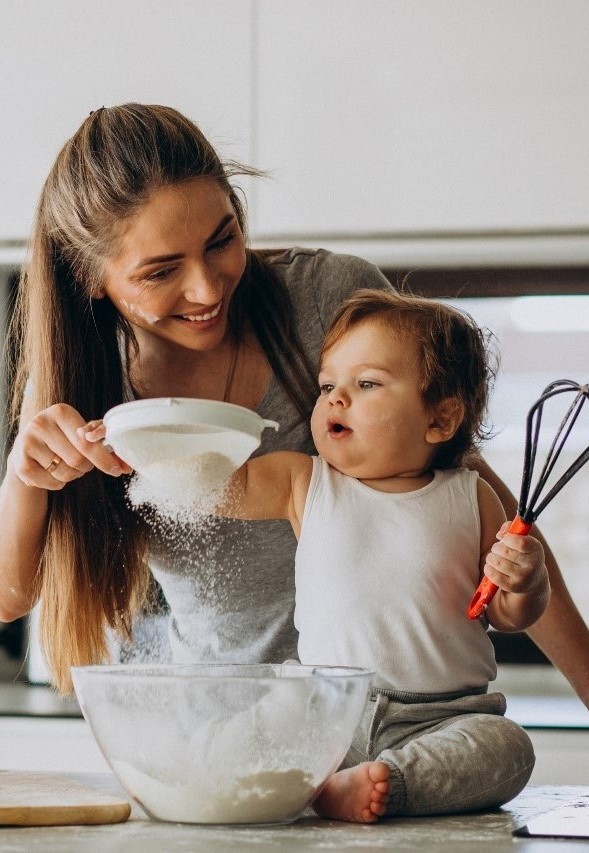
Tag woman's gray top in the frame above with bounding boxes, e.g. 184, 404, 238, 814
147, 248, 393, 664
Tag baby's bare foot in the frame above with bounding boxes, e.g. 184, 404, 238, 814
313, 761, 390, 823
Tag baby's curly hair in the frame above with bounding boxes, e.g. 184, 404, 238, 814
321, 288, 498, 468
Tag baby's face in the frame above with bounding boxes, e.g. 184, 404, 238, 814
311, 318, 435, 481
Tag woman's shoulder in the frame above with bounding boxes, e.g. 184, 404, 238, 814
265, 246, 394, 327
266, 246, 388, 279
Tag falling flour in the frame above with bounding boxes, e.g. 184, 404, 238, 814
120, 433, 246, 664
116, 427, 323, 826
127, 450, 235, 523
112, 761, 316, 824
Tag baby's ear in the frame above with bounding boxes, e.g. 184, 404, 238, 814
425, 397, 464, 445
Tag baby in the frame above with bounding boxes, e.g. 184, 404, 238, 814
85, 289, 548, 823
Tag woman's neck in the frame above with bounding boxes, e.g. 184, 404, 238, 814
127, 326, 271, 408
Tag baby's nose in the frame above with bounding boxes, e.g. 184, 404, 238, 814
329, 386, 350, 406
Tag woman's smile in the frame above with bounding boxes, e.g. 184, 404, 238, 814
102, 179, 247, 352
172, 300, 223, 326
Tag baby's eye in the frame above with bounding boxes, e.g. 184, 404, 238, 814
319, 383, 334, 394
358, 380, 379, 390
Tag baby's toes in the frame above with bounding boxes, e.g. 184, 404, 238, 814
361, 806, 380, 822
371, 787, 389, 805
369, 799, 388, 817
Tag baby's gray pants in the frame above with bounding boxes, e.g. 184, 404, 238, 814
340, 688, 535, 816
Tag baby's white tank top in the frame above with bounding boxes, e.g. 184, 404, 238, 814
295, 458, 497, 693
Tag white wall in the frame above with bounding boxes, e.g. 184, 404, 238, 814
253, 0, 589, 237
0, 0, 253, 240
1, 1, 589, 261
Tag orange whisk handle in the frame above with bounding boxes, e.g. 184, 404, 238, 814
466, 516, 533, 620
506, 516, 533, 536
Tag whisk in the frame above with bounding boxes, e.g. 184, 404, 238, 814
467, 379, 589, 620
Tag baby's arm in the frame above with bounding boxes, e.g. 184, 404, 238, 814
222, 451, 313, 537
477, 478, 550, 631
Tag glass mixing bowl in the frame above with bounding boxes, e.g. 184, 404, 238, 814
72, 663, 373, 825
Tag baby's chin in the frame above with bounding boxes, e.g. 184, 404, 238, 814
317, 451, 382, 481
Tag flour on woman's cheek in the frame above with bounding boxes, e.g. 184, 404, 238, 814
120, 298, 161, 325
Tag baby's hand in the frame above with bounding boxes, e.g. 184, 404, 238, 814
483, 521, 547, 595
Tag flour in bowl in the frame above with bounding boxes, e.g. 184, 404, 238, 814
112, 761, 316, 824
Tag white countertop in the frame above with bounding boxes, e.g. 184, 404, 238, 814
0, 687, 586, 850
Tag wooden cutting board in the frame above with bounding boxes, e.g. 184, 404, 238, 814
0, 771, 131, 826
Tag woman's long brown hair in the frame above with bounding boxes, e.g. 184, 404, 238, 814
7, 104, 316, 693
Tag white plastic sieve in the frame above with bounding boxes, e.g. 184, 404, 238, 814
103, 398, 279, 475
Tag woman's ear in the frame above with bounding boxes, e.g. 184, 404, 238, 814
425, 397, 464, 445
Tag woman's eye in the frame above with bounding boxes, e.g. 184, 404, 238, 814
144, 267, 175, 284
207, 232, 236, 253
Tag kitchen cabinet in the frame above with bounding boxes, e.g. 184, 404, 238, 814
0, 0, 253, 240
2, 2, 589, 249
252, 0, 589, 238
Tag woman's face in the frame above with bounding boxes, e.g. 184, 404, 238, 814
101, 178, 247, 353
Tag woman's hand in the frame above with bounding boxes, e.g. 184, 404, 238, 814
78, 419, 107, 444
8, 404, 131, 491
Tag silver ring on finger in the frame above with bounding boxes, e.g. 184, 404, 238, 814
45, 455, 62, 475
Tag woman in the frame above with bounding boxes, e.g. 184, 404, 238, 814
1, 103, 588, 700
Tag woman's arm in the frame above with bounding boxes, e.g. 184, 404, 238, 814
0, 460, 48, 620
473, 454, 589, 709
0, 401, 130, 622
